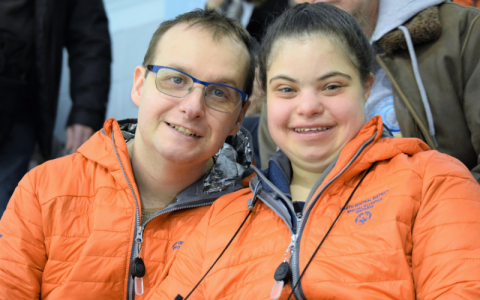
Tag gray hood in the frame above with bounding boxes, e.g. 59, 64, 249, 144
371, 0, 445, 42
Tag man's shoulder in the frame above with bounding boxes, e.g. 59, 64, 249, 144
438, 2, 480, 26
23, 151, 114, 205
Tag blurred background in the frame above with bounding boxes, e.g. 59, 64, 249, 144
54, 0, 209, 147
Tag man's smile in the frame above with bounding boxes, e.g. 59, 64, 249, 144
166, 122, 201, 137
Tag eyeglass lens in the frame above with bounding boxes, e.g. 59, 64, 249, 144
155, 68, 241, 112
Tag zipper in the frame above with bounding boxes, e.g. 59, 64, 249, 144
111, 131, 141, 300
112, 131, 230, 300
250, 169, 300, 299
290, 132, 377, 300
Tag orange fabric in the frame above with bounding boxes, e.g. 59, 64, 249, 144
0, 119, 210, 299
453, 0, 480, 7
156, 116, 480, 300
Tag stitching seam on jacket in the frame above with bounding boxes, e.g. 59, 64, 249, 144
2, 233, 44, 249
461, 13, 480, 57
0, 258, 43, 272
0, 272, 36, 291
415, 221, 480, 236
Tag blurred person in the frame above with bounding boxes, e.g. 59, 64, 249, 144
257, 0, 480, 185
0, 9, 256, 300
206, 0, 290, 43
0, 0, 111, 216
155, 4, 480, 299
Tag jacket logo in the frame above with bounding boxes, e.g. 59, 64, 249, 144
172, 241, 184, 250
355, 212, 372, 225
344, 190, 389, 214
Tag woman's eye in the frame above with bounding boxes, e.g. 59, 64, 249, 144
280, 87, 294, 93
325, 84, 340, 91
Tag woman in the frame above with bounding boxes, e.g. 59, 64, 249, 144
155, 3, 480, 300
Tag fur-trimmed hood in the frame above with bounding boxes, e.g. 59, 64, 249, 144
374, 0, 444, 54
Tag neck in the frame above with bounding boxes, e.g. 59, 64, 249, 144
290, 163, 323, 191
129, 139, 213, 210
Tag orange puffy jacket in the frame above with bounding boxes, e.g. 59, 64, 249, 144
0, 118, 253, 300
156, 116, 480, 300
453, 0, 480, 7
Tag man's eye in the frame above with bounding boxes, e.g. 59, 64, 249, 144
170, 77, 183, 84
213, 89, 225, 97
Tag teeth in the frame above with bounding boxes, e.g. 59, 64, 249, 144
294, 127, 330, 132
168, 123, 199, 137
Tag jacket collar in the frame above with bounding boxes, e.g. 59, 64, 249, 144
377, 6, 442, 55
78, 118, 254, 203
254, 117, 429, 197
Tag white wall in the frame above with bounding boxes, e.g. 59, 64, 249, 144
54, 0, 207, 145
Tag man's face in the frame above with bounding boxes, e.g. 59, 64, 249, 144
131, 24, 250, 166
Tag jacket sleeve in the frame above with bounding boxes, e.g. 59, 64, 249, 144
0, 173, 46, 300
65, 0, 112, 130
151, 206, 213, 300
412, 152, 480, 299
461, 10, 480, 183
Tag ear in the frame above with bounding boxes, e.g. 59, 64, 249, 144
362, 73, 375, 104
229, 101, 251, 136
131, 65, 146, 107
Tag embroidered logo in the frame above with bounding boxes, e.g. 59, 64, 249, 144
172, 241, 184, 250
344, 190, 389, 214
344, 190, 389, 225
355, 212, 372, 225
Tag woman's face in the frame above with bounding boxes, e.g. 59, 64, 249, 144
266, 35, 373, 173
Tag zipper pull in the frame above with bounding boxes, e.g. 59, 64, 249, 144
271, 261, 292, 299
130, 257, 146, 295
131, 226, 145, 296
136, 225, 143, 244
271, 240, 295, 299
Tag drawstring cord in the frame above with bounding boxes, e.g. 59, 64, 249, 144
175, 179, 260, 300
286, 164, 374, 300
398, 25, 438, 147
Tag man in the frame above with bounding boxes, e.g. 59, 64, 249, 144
0, 0, 112, 217
258, 0, 480, 184
0, 9, 256, 299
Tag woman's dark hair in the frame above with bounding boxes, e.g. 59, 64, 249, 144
258, 2, 372, 90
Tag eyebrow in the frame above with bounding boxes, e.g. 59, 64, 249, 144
269, 75, 297, 85
167, 64, 240, 88
319, 71, 352, 81
269, 71, 352, 85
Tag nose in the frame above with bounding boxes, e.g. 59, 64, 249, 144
295, 90, 324, 118
178, 83, 206, 119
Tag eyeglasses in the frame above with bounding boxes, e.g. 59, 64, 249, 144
146, 65, 249, 113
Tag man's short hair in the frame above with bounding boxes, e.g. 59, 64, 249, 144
143, 9, 257, 97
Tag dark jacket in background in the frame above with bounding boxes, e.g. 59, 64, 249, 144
246, 0, 290, 42
0, 0, 111, 159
